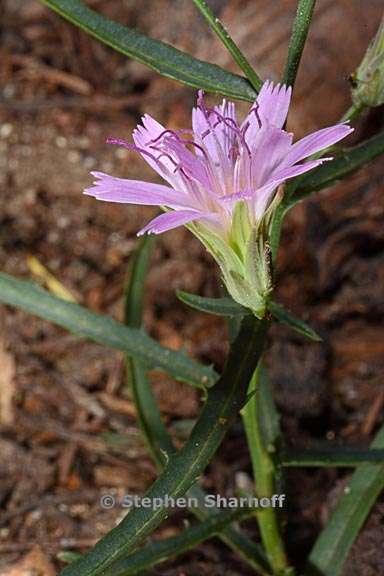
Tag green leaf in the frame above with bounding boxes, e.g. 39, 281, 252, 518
124, 235, 155, 329
60, 317, 269, 576
283, 0, 317, 88
269, 203, 288, 266
39, 0, 257, 101
123, 243, 269, 574
287, 130, 384, 206
191, 0, 262, 91
306, 424, 384, 576
281, 446, 384, 467
0, 272, 216, 389
103, 509, 252, 576
268, 301, 322, 342
177, 290, 248, 317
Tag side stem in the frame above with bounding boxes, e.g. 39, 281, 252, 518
283, 0, 317, 88
242, 368, 293, 576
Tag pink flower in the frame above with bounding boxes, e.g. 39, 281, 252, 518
85, 81, 353, 239
85, 81, 354, 317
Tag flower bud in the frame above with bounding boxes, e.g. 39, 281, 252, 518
351, 17, 384, 108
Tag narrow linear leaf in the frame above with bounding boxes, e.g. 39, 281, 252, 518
124, 236, 175, 463
177, 290, 248, 317
0, 272, 216, 388
124, 235, 155, 329
124, 243, 270, 574
306, 424, 384, 576
191, 0, 262, 91
287, 130, 384, 206
269, 203, 288, 265
104, 509, 252, 576
268, 301, 322, 342
61, 317, 269, 576
283, 0, 317, 88
281, 447, 384, 467
227, 313, 242, 344
39, 0, 257, 101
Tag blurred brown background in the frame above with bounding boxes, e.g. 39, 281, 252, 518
0, 1, 383, 574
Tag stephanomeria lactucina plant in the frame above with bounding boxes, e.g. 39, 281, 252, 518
1, 1, 384, 576
86, 82, 352, 317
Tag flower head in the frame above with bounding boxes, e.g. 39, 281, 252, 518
85, 81, 352, 316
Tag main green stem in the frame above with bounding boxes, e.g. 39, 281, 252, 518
242, 369, 292, 576
341, 102, 366, 122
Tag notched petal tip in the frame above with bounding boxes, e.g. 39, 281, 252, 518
90, 170, 107, 179
250, 79, 293, 130
83, 187, 96, 197
137, 228, 151, 237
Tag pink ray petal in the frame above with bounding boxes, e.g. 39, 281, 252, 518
85, 172, 193, 210
242, 82, 292, 148
256, 81, 292, 128
163, 137, 211, 190
253, 180, 285, 220
132, 115, 184, 188
192, 93, 238, 186
137, 209, 205, 235
283, 124, 354, 166
272, 158, 330, 181
250, 127, 293, 187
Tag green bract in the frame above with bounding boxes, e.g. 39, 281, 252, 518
190, 197, 281, 319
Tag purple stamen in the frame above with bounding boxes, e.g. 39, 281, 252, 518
149, 128, 190, 145
211, 111, 252, 158
250, 103, 262, 129
107, 137, 161, 165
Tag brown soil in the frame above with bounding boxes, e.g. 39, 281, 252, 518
0, 1, 383, 575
